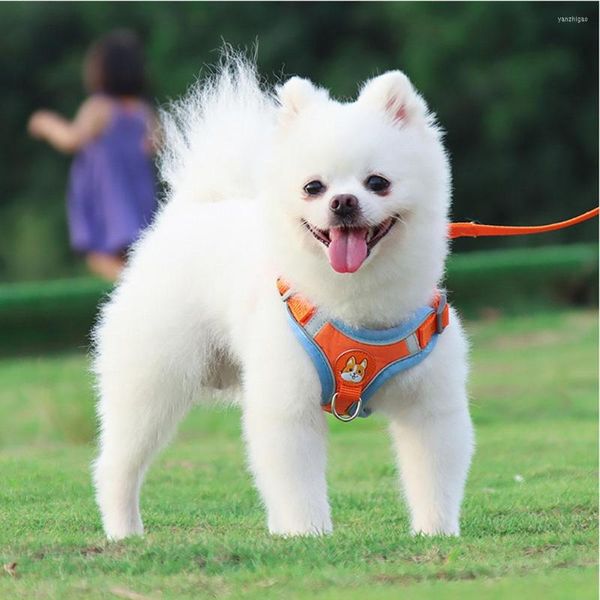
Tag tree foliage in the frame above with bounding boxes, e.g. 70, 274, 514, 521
0, 2, 597, 281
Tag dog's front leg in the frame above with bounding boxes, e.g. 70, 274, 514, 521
242, 398, 332, 535
389, 402, 474, 536
240, 319, 332, 536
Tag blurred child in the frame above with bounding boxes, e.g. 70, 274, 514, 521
28, 30, 158, 281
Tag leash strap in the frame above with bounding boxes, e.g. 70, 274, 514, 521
449, 207, 599, 239
277, 279, 450, 421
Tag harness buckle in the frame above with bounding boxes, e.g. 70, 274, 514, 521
330, 393, 362, 422
435, 292, 447, 334
280, 289, 294, 303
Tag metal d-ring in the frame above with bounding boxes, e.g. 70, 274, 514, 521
330, 393, 362, 422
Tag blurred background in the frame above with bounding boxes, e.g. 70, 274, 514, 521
0, 2, 597, 353
1, 2, 597, 282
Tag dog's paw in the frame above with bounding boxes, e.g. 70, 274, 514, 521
105, 527, 144, 542
268, 517, 333, 537
411, 523, 459, 537
103, 517, 144, 542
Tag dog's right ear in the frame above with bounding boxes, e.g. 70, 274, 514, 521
276, 77, 329, 124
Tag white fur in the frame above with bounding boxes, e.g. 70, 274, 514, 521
93, 58, 474, 540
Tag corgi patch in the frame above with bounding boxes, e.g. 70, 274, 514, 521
341, 356, 368, 383
338, 353, 369, 384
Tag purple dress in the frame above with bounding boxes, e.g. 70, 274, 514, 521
67, 99, 157, 255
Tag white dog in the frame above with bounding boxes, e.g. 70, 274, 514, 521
92, 57, 474, 540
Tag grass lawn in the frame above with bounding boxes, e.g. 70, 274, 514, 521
0, 310, 597, 599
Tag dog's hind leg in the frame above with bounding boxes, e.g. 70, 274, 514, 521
92, 290, 206, 541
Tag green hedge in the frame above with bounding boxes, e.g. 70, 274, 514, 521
447, 243, 598, 315
0, 243, 597, 355
0, 278, 111, 355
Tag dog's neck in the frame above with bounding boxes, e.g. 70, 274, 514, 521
277, 238, 447, 328
280, 266, 441, 329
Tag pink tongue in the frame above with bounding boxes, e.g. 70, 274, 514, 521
327, 228, 369, 273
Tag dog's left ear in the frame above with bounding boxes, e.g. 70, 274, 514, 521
358, 71, 429, 126
276, 77, 329, 124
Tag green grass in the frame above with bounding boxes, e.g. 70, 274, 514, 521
0, 310, 597, 599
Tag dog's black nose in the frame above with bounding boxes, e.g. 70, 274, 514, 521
330, 194, 359, 218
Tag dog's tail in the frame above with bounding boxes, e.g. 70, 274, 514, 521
159, 51, 275, 203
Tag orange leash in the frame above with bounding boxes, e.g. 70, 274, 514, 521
449, 207, 599, 240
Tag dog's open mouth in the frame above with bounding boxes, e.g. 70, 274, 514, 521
302, 217, 397, 273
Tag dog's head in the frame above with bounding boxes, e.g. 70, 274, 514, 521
267, 70, 450, 296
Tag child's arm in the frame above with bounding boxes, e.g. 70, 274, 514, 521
28, 97, 111, 154
144, 106, 162, 155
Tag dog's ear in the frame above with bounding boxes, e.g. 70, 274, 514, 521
276, 77, 329, 123
360, 359, 367, 369
358, 71, 428, 126
346, 356, 356, 368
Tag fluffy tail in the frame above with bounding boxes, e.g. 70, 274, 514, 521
159, 53, 275, 203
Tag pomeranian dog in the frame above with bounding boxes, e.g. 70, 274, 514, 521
93, 56, 474, 540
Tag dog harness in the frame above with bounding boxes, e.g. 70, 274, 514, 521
277, 278, 449, 421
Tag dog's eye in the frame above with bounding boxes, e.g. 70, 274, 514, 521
365, 175, 391, 193
304, 180, 326, 196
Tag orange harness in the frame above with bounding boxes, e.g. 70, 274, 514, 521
279, 207, 598, 422
278, 279, 449, 421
